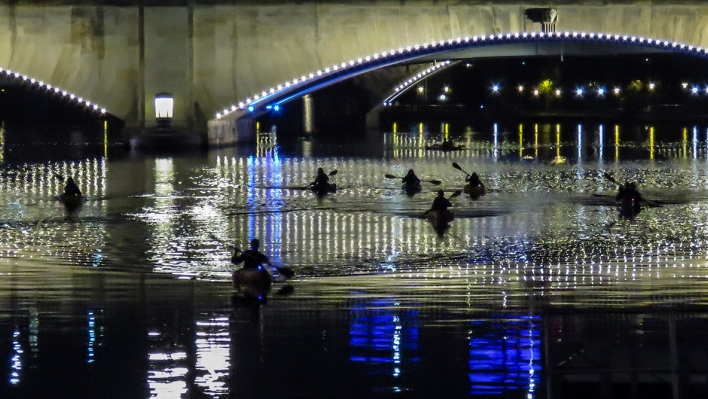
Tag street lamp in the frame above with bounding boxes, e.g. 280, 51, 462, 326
155, 92, 174, 128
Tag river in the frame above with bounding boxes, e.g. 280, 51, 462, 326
1, 120, 708, 398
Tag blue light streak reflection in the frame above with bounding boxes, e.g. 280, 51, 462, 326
9, 328, 22, 385
468, 315, 541, 397
350, 298, 420, 391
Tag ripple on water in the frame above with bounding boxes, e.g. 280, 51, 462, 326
2, 144, 708, 309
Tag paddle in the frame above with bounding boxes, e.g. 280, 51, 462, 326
384, 174, 442, 185
602, 172, 621, 186
452, 162, 470, 177
209, 234, 295, 278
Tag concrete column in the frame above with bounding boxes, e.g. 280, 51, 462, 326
144, 7, 191, 130
303, 94, 315, 134
138, 5, 145, 131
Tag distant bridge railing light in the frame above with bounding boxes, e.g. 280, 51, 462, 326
213, 31, 707, 123
0, 66, 107, 115
381, 61, 455, 106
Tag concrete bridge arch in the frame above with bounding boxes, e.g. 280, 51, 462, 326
3, 2, 708, 141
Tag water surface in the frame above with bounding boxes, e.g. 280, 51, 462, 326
2, 121, 708, 398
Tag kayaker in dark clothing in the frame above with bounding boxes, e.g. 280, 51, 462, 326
466, 172, 482, 187
441, 140, 454, 150
231, 238, 270, 270
431, 190, 452, 212
312, 167, 329, 190
64, 177, 82, 197
401, 169, 421, 187
616, 181, 643, 214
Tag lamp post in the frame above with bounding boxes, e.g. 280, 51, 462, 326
154, 92, 174, 128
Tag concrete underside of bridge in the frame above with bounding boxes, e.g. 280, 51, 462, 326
2, 1, 708, 142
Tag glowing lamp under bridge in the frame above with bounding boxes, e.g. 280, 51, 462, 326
154, 92, 173, 127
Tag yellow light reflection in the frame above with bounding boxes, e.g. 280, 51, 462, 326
518, 124, 523, 157
103, 120, 108, 158
534, 124, 538, 158
393, 122, 397, 133
614, 125, 620, 161
683, 127, 688, 158
649, 126, 655, 160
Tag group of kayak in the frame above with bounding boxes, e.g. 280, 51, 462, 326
54, 165, 645, 303
398, 165, 487, 234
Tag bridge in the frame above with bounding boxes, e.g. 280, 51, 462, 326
2, 1, 708, 145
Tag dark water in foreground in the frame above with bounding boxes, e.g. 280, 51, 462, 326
3, 121, 708, 398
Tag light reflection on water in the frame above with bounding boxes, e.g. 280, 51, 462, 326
468, 315, 540, 397
4, 121, 708, 397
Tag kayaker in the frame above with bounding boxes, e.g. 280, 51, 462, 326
231, 238, 270, 270
466, 172, 482, 187
401, 169, 421, 187
63, 177, 82, 197
430, 189, 452, 212
312, 167, 330, 190
441, 140, 454, 150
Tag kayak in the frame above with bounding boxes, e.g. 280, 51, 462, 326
617, 196, 641, 219
425, 209, 454, 228
425, 144, 465, 151
233, 266, 272, 300
311, 183, 337, 195
402, 183, 422, 195
463, 184, 486, 197
58, 193, 84, 212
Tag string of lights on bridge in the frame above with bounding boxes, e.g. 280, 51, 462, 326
215, 30, 708, 120
0, 67, 106, 115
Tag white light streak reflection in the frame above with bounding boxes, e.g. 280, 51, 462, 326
147, 328, 188, 399
194, 314, 230, 396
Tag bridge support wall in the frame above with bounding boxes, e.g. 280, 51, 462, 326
3, 2, 708, 136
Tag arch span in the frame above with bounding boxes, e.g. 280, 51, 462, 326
208, 31, 698, 142
0, 67, 108, 117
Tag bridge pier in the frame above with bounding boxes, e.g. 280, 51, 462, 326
206, 115, 255, 147
303, 94, 315, 135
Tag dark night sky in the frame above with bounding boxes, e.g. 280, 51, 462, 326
392, 53, 708, 108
